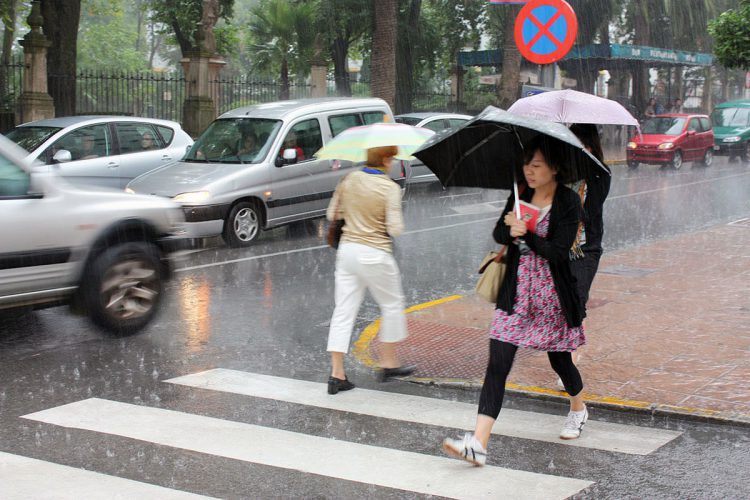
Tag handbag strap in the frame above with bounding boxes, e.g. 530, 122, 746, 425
493, 245, 506, 263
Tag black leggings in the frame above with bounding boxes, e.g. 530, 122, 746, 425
478, 339, 584, 419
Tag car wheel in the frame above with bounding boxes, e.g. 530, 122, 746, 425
741, 142, 750, 163
223, 201, 262, 247
82, 242, 163, 336
671, 151, 683, 170
627, 160, 639, 169
701, 148, 713, 167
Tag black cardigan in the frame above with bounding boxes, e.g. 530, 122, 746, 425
580, 165, 611, 255
493, 184, 585, 328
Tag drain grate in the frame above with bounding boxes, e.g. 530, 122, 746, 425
598, 265, 655, 277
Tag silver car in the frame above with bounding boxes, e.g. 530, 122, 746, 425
395, 112, 472, 183
0, 134, 189, 335
127, 98, 406, 247
4, 115, 193, 189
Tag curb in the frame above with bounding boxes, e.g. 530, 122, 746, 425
352, 296, 750, 428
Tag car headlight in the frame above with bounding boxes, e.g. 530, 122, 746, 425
657, 142, 675, 150
173, 191, 210, 203
627, 142, 637, 149
124, 187, 135, 194
723, 136, 741, 143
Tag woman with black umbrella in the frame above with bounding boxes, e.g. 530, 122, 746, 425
442, 136, 588, 466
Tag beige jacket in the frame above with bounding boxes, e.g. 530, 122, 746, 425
326, 170, 403, 253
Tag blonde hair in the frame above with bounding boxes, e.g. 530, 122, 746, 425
366, 145, 399, 167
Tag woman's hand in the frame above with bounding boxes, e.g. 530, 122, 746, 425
504, 212, 527, 238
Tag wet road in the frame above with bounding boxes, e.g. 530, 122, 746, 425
1, 157, 749, 498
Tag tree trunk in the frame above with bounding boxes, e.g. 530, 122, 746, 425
41, 0, 81, 117
331, 37, 351, 96
498, 5, 522, 109
370, 0, 397, 111
0, 0, 17, 98
631, 0, 650, 118
395, 0, 421, 114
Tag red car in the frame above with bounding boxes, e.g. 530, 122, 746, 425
627, 114, 714, 169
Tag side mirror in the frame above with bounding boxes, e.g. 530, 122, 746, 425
52, 149, 72, 163
274, 156, 285, 168
283, 148, 298, 162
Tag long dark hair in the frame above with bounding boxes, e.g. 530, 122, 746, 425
569, 123, 604, 164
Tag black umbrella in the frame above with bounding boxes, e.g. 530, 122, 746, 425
412, 106, 610, 190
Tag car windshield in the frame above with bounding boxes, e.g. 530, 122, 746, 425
5, 126, 62, 152
184, 118, 281, 163
711, 108, 750, 128
642, 117, 686, 136
395, 116, 422, 126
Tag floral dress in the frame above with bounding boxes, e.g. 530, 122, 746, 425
489, 209, 585, 352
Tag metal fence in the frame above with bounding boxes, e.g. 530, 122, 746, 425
210, 77, 314, 115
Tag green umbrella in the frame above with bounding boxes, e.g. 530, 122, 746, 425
315, 123, 434, 162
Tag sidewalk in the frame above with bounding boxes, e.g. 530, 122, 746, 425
356, 220, 750, 424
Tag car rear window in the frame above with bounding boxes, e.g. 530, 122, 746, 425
395, 116, 421, 126
5, 126, 62, 152
156, 125, 175, 145
363, 111, 385, 125
329, 114, 363, 137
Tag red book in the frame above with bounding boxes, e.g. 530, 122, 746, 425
518, 200, 541, 232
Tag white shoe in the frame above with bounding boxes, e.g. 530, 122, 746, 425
560, 406, 588, 440
442, 432, 487, 466
556, 377, 565, 389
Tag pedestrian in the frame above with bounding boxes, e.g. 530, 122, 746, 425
644, 98, 657, 119
654, 99, 666, 115
442, 136, 587, 466
564, 124, 611, 369
325, 145, 415, 395
670, 98, 683, 114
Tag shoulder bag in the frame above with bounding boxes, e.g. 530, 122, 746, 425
475, 246, 507, 303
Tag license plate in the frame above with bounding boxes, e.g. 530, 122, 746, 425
713, 145, 720, 151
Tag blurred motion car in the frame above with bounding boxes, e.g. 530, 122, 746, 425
395, 112, 472, 183
711, 100, 750, 162
627, 114, 714, 170
4, 116, 193, 189
0, 134, 189, 335
127, 98, 406, 247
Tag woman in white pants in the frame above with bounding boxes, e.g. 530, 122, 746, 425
326, 145, 415, 395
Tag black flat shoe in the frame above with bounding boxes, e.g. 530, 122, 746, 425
327, 376, 355, 395
378, 365, 416, 382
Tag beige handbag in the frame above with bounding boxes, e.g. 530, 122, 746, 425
475, 247, 507, 303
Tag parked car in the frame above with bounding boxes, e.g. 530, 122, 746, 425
126, 98, 406, 248
395, 112, 472, 183
711, 99, 750, 162
0, 134, 189, 335
627, 114, 714, 169
4, 116, 193, 189
395, 112, 472, 132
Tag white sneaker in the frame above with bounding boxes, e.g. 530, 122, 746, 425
560, 406, 588, 440
556, 377, 565, 389
442, 433, 487, 466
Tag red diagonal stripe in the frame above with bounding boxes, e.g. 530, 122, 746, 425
526, 10, 564, 50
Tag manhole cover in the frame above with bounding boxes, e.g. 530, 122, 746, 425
598, 265, 655, 277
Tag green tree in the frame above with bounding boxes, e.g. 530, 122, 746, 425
147, 0, 234, 56
709, 0, 750, 70
248, 0, 316, 99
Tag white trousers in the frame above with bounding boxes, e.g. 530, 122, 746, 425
327, 242, 407, 353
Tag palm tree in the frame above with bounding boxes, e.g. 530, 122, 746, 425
249, 0, 315, 100
370, 0, 398, 111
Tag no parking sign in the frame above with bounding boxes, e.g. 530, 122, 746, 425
514, 0, 578, 64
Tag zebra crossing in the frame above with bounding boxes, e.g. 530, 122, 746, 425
5, 368, 683, 499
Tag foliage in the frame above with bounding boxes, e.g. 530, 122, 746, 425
146, 0, 235, 56
77, 0, 147, 72
709, 0, 750, 69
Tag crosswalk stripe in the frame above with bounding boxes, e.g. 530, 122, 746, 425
22, 398, 593, 500
165, 369, 682, 456
0, 451, 213, 500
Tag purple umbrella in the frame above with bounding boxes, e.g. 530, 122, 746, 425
507, 89, 639, 127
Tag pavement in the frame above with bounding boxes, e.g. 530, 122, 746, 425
354, 218, 750, 425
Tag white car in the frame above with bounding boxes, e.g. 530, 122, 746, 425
0, 134, 189, 335
395, 112, 472, 183
5, 115, 193, 189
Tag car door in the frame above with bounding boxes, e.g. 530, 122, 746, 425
0, 155, 76, 298
40, 124, 118, 189
699, 117, 713, 151
269, 118, 329, 223
113, 122, 177, 188
685, 118, 702, 160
